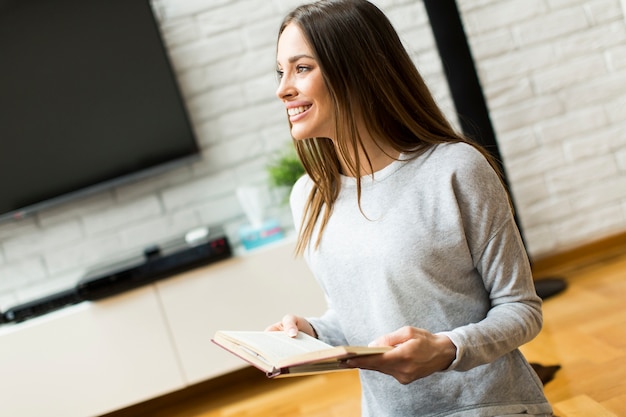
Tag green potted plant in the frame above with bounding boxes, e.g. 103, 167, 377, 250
267, 145, 305, 190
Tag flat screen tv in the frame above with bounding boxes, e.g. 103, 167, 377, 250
0, 0, 200, 223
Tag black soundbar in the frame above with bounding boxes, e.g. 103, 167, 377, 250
76, 235, 231, 300
1, 232, 232, 324
2, 288, 82, 323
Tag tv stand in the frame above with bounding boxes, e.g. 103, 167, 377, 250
0, 238, 327, 417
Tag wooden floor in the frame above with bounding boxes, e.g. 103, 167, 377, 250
521, 250, 626, 417
105, 243, 626, 417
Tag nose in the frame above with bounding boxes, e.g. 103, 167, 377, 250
275, 73, 295, 100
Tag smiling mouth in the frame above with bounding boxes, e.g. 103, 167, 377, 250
287, 105, 312, 116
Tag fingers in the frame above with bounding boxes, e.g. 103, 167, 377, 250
369, 326, 414, 347
265, 314, 310, 338
351, 327, 457, 385
346, 342, 419, 385
264, 322, 283, 332
282, 314, 300, 337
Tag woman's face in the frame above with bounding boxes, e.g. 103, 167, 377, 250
275, 23, 335, 141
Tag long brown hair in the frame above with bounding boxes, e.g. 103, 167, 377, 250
279, 0, 504, 255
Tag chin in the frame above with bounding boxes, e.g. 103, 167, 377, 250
291, 127, 331, 141
290, 128, 312, 141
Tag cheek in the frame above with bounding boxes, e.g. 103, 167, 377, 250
319, 96, 335, 126
312, 85, 333, 119
309, 74, 330, 103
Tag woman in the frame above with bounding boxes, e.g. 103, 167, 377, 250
267, 0, 553, 415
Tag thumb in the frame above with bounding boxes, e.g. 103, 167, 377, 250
369, 327, 413, 347
282, 314, 299, 337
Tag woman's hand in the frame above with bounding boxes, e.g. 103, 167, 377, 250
265, 314, 317, 338
346, 326, 456, 385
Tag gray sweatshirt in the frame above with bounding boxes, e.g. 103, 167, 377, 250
290, 142, 552, 416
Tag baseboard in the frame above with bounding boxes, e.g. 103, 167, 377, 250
531, 231, 626, 279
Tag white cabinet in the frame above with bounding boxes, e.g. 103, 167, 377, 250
155, 239, 327, 384
0, 238, 327, 416
0, 286, 185, 417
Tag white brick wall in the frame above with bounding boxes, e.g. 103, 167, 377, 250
0, 0, 625, 308
459, 0, 626, 256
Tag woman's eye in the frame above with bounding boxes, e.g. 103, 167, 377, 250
275, 64, 311, 80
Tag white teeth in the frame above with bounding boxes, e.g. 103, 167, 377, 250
287, 105, 311, 116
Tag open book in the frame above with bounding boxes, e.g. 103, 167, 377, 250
212, 330, 391, 378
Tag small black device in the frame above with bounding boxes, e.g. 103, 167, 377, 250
1, 228, 232, 324
76, 233, 231, 301
2, 288, 82, 323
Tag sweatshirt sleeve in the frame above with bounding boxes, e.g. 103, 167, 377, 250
439, 218, 543, 371
438, 147, 543, 371
307, 307, 350, 346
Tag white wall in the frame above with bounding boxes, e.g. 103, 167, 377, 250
458, 0, 626, 254
1, 0, 625, 309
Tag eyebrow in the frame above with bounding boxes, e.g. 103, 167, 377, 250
276, 54, 316, 66
288, 54, 315, 63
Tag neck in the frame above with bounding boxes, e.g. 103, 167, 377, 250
336, 142, 399, 177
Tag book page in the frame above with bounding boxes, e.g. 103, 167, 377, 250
220, 331, 333, 363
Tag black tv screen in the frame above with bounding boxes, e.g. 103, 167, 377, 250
0, 0, 200, 222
